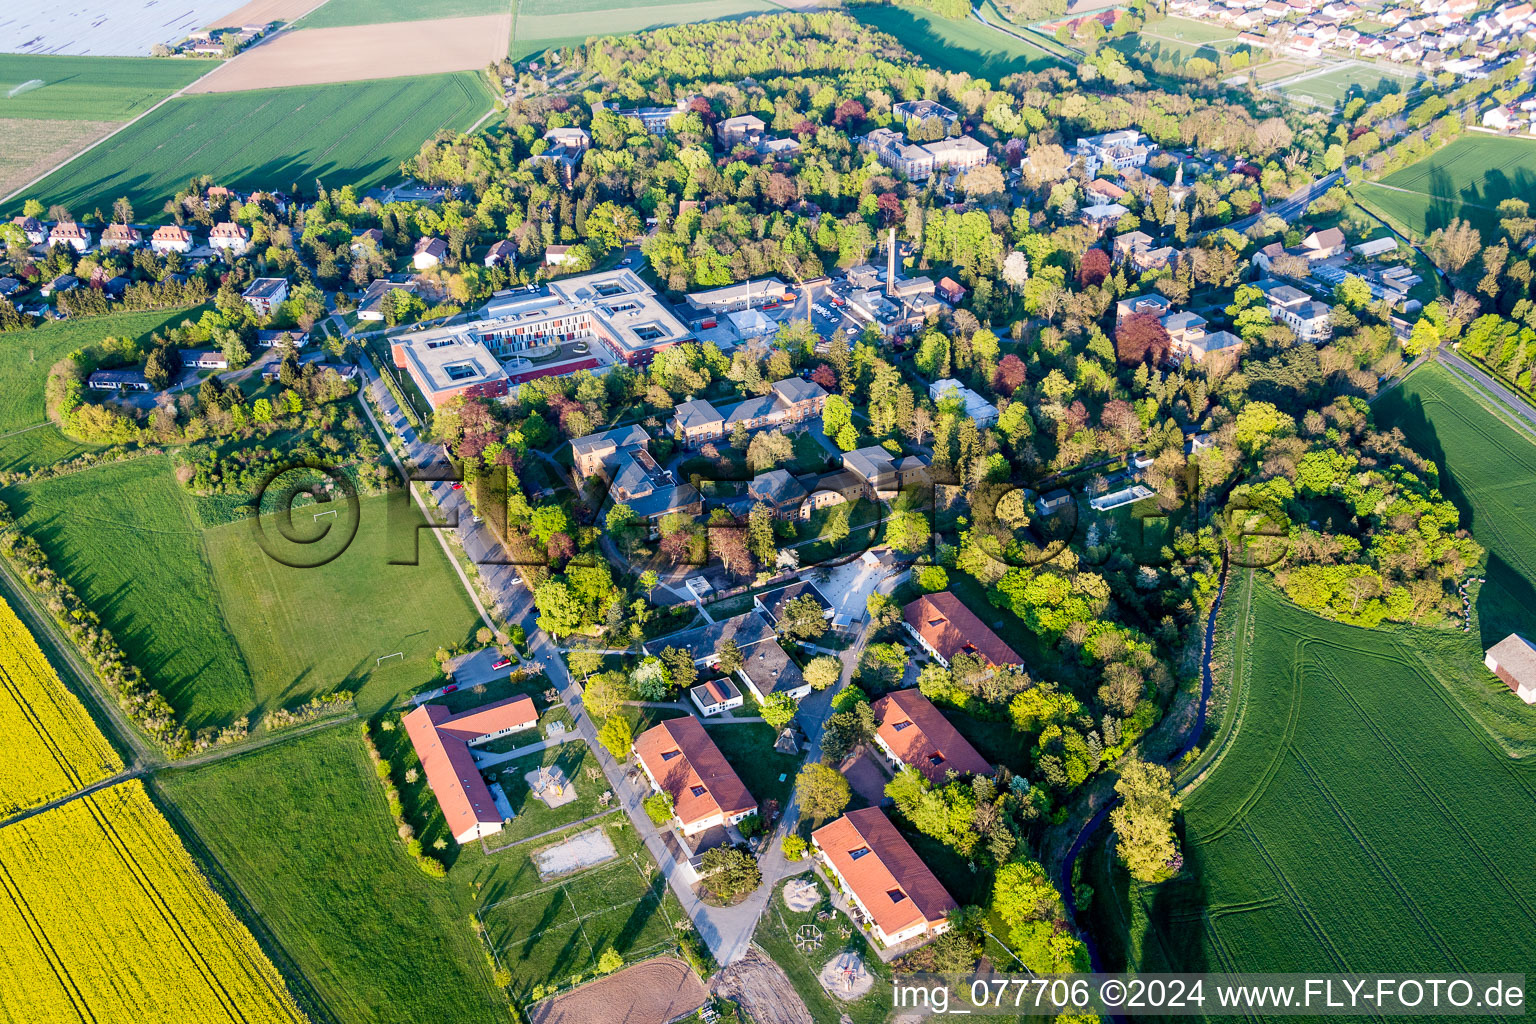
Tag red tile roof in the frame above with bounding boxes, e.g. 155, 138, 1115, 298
152, 224, 192, 241
403, 698, 533, 842
812, 808, 955, 938
434, 695, 537, 744
634, 717, 755, 829
903, 592, 1023, 671
872, 688, 991, 784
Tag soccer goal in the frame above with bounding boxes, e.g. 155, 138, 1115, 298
314, 508, 337, 521
376, 651, 403, 666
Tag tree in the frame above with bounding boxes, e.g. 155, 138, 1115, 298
597, 949, 623, 974
1115, 312, 1172, 365
643, 791, 674, 826
821, 393, 853, 438
917, 565, 949, 591
1078, 247, 1110, 288
111, 197, 133, 225
716, 638, 744, 676
885, 508, 931, 554
582, 671, 632, 720
535, 579, 584, 637
1110, 758, 1182, 883
804, 655, 841, 691
1428, 218, 1482, 273
746, 429, 793, 472
778, 594, 830, 642
567, 649, 603, 677
606, 502, 642, 550
598, 715, 633, 760
823, 504, 851, 550
796, 762, 851, 822
991, 860, 1060, 928
660, 645, 697, 692
760, 692, 799, 730
700, 847, 761, 901
747, 502, 777, 566
1403, 316, 1441, 358
835, 423, 859, 451
782, 834, 808, 860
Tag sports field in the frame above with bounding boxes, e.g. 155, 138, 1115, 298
0, 306, 204, 435
1354, 134, 1536, 238
0, 780, 309, 1023
1374, 362, 1536, 705
7, 72, 492, 216
297, 0, 510, 29
0, 54, 211, 121
1272, 63, 1418, 108
1114, 14, 1241, 58
510, 0, 782, 62
0, 594, 122, 817
159, 725, 508, 1024
3, 457, 479, 730
1093, 581, 1536, 984
849, 4, 1062, 81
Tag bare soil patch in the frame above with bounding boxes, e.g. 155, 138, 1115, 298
532, 825, 617, 880
0, 118, 116, 199
782, 877, 820, 912
712, 948, 815, 1024
819, 950, 874, 1001
184, 14, 510, 92
528, 956, 706, 1024
207, 0, 330, 28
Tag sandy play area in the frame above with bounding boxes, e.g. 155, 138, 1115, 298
184, 14, 509, 92
532, 825, 617, 880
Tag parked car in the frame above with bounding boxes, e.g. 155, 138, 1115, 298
451, 481, 463, 490
491, 657, 512, 671
442, 684, 459, 694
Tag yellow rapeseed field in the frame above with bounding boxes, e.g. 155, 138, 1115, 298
0, 594, 122, 817
0, 780, 310, 1024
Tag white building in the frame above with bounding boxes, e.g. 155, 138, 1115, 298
1072, 129, 1157, 178
928, 378, 999, 427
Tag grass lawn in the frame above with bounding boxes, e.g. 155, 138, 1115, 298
201, 491, 481, 723
510, 0, 781, 62
1089, 581, 1536, 978
753, 874, 894, 1024
945, 706, 1032, 777
702, 719, 801, 814
0, 306, 205, 435
1274, 64, 1418, 109
297, 0, 509, 29
850, 4, 1062, 82
5, 73, 493, 217
1354, 133, 1536, 239
0, 425, 101, 477
476, 820, 684, 1003
158, 723, 511, 1024
0, 54, 213, 120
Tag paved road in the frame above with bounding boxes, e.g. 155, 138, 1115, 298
1439, 349, 1536, 439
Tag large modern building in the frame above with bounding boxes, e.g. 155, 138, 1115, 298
812, 807, 957, 948
391, 332, 511, 408
865, 128, 991, 180
403, 696, 538, 843
668, 377, 828, 448
1071, 129, 1157, 178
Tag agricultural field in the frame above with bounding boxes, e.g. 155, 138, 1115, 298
297, 0, 511, 29
161, 725, 510, 1024
850, 4, 1062, 81
1354, 133, 1536, 238
0, 426, 100, 478
510, 0, 782, 63
3, 455, 479, 730
1090, 582, 1536, 984
7, 72, 493, 217
0, 55, 212, 121
0, 780, 308, 1023
0, 117, 117, 201
0, 594, 122, 817
1374, 361, 1536, 722
0, 305, 204, 436
477, 821, 682, 1003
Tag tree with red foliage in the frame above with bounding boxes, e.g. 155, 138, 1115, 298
875, 191, 901, 225
793, 119, 817, 138
993, 353, 1027, 395
831, 99, 866, 130
1078, 248, 1111, 288
1115, 312, 1172, 366
810, 364, 838, 391
687, 96, 715, 124
546, 531, 576, 564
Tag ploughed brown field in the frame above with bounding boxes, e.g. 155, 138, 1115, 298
208, 0, 331, 28
527, 956, 707, 1024
184, 14, 510, 93
0, 118, 116, 198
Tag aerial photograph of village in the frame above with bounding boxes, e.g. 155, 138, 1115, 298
0, 0, 1533, 1021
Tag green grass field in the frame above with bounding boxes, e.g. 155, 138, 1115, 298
0, 305, 204, 435
849, 4, 1062, 82
510, 0, 781, 62
0, 425, 100, 477
0, 54, 212, 120
1274, 64, 1418, 109
298, 0, 510, 29
158, 724, 511, 1024
701, 720, 800, 814
1355, 134, 1536, 238
1091, 582, 1536, 987
3, 457, 478, 730
1111, 14, 1242, 60
1373, 361, 1536, 700
6, 73, 492, 217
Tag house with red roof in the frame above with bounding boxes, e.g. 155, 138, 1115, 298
902, 592, 1024, 672
633, 717, 756, 835
812, 807, 957, 948
402, 695, 538, 843
872, 688, 992, 784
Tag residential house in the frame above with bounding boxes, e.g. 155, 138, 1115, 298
633, 717, 757, 835
1081, 203, 1129, 233
1265, 283, 1333, 342
404, 696, 538, 843
737, 640, 811, 702
572, 424, 702, 531
937, 276, 966, 305
797, 468, 865, 520
208, 221, 249, 255
892, 98, 962, 129
1087, 178, 1129, 205
872, 687, 991, 784
48, 222, 91, 252
747, 469, 811, 517
903, 592, 1024, 672
924, 135, 991, 173
1072, 129, 1156, 178
179, 349, 229, 370
11, 216, 45, 245
544, 244, 577, 267
669, 377, 827, 448
414, 236, 448, 270
150, 224, 194, 254
644, 611, 778, 667
754, 581, 834, 631
351, 227, 385, 254
1036, 488, 1073, 516
544, 126, 591, 152
484, 239, 517, 267
1484, 105, 1518, 130
1485, 633, 1536, 703
689, 677, 745, 717
357, 278, 416, 321
669, 397, 727, 447
1161, 309, 1209, 354
716, 114, 767, 149
928, 378, 998, 428
242, 277, 289, 317
99, 224, 142, 250
1113, 230, 1153, 265
41, 274, 79, 298
812, 807, 957, 948
1116, 293, 1173, 322
866, 127, 936, 179
1182, 328, 1243, 367
842, 446, 930, 501
87, 368, 151, 391
1300, 227, 1346, 259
